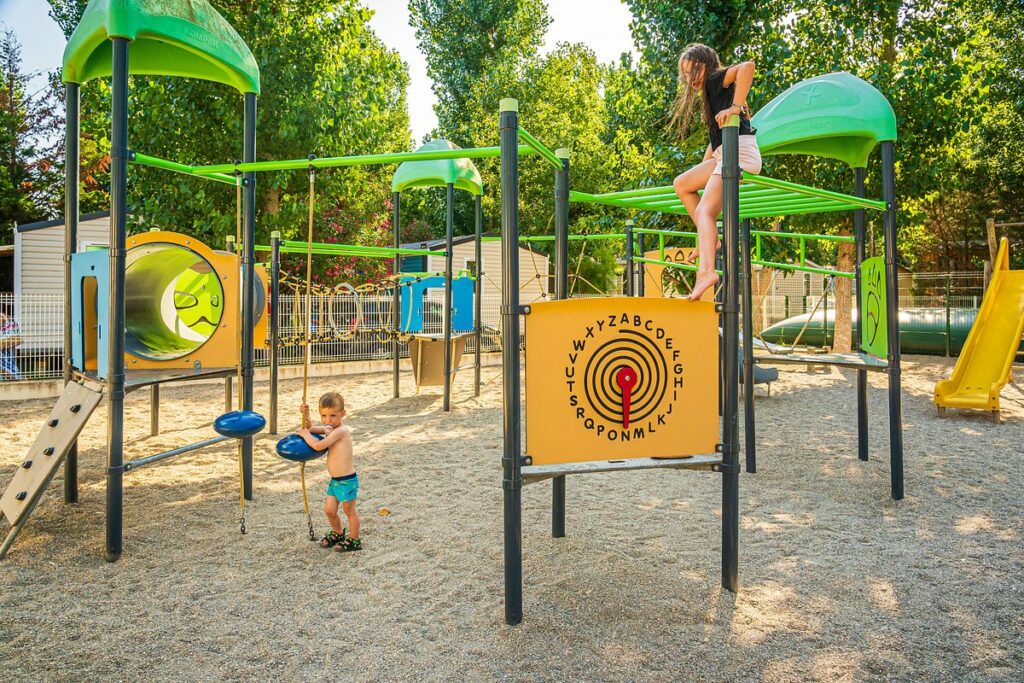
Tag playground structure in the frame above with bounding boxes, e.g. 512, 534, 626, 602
497, 71, 905, 625
934, 237, 1024, 421
0, 0, 277, 561
0, 3, 910, 632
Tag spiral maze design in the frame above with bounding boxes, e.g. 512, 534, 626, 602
583, 329, 668, 426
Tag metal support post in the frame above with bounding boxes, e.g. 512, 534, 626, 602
881, 141, 904, 501
720, 119, 741, 592
500, 99, 523, 625
63, 82, 80, 504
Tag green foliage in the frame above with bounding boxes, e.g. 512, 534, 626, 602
619, 0, 1017, 271
0, 29, 63, 238
47, 0, 412, 286
410, 1, 623, 291
408, 0, 550, 144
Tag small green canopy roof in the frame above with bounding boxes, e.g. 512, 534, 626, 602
392, 139, 483, 196
751, 72, 896, 168
62, 0, 260, 94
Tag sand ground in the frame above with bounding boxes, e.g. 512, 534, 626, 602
1, 357, 1022, 682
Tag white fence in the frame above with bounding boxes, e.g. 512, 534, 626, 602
0, 272, 986, 383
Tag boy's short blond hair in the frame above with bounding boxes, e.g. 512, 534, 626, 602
319, 392, 345, 411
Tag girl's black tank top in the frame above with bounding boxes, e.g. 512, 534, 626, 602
704, 68, 755, 152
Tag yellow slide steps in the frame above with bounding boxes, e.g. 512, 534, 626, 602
934, 238, 1024, 422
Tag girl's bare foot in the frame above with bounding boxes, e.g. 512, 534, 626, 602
688, 271, 719, 301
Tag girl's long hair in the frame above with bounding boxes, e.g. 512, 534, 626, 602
667, 43, 723, 143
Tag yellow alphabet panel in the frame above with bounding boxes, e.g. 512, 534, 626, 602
524, 297, 719, 465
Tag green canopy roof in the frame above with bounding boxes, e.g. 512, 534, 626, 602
751, 72, 895, 168
62, 0, 260, 94
392, 139, 483, 196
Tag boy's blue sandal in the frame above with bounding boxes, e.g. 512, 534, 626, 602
319, 529, 346, 548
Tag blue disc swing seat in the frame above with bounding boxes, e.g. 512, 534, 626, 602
275, 433, 325, 462
213, 410, 267, 439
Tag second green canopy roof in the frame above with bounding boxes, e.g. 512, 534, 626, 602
392, 139, 483, 196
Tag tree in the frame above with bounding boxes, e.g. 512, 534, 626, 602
0, 29, 63, 238
47, 0, 412, 285
408, 0, 550, 145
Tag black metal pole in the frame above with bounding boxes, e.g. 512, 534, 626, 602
720, 119, 741, 593
880, 141, 904, 501
269, 231, 281, 435
391, 191, 399, 401
241, 92, 257, 500
740, 218, 756, 473
443, 183, 455, 412
551, 148, 569, 539
105, 38, 129, 562
500, 98, 523, 625
474, 194, 482, 397
624, 221, 634, 296
637, 231, 646, 297
853, 168, 868, 462
63, 82, 80, 504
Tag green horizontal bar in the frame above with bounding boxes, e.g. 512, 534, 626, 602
752, 229, 854, 244
634, 227, 697, 239
130, 152, 238, 185
740, 202, 866, 220
575, 175, 884, 214
576, 186, 674, 201
255, 241, 445, 257
195, 144, 539, 175
740, 172, 885, 211
517, 127, 563, 171
752, 259, 854, 278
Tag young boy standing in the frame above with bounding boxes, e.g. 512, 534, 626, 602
298, 392, 361, 552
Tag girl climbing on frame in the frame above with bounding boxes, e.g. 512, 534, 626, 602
669, 43, 762, 302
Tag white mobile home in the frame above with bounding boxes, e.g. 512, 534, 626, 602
12, 212, 111, 350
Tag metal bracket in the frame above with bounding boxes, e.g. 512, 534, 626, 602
719, 303, 739, 314
714, 303, 725, 313
519, 305, 532, 315
499, 305, 520, 316
715, 442, 738, 455
712, 462, 741, 474
521, 455, 533, 466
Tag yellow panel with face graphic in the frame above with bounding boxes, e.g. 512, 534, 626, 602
122, 231, 268, 371
524, 297, 719, 465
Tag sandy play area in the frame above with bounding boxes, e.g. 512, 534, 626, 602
1, 357, 1022, 681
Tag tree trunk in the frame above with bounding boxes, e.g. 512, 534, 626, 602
833, 225, 855, 353
264, 187, 280, 215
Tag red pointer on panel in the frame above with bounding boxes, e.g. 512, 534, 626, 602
615, 365, 638, 429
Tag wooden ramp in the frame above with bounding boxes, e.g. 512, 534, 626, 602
0, 380, 103, 559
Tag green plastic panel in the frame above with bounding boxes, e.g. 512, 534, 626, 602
391, 139, 483, 196
859, 256, 889, 358
751, 72, 895, 168
63, 0, 260, 94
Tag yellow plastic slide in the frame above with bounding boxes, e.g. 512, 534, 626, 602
934, 238, 1024, 421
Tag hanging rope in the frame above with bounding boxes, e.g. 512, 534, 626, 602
302, 161, 315, 424
234, 169, 246, 535
300, 462, 316, 541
